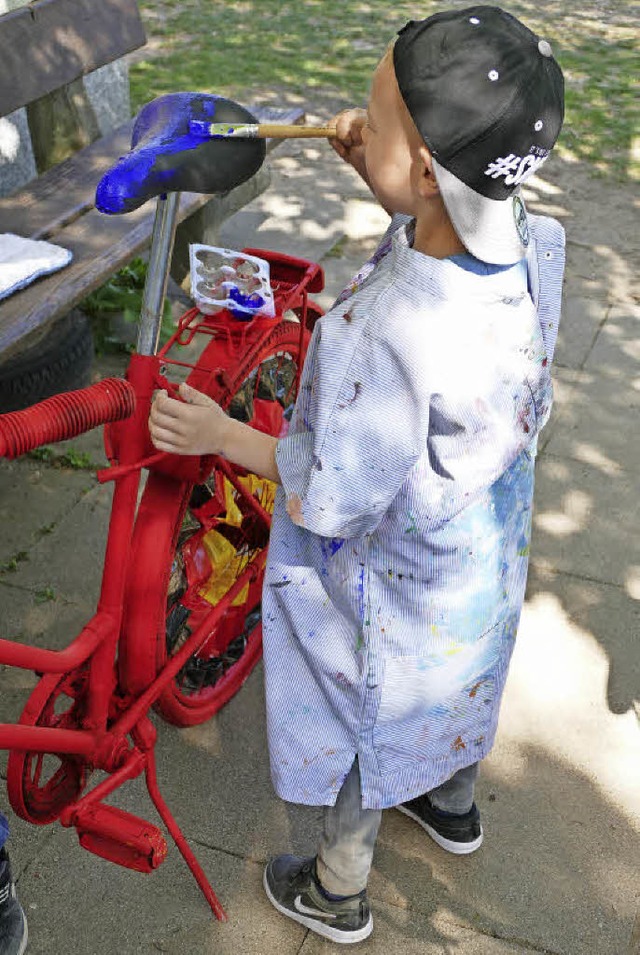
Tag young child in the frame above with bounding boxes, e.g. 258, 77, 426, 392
0, 813, 28, 955
149, 5, 565, 943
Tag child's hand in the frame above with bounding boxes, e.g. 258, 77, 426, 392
328, 108, 369, 185
149, 382, 229, 456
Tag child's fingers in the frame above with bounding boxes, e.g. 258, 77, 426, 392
150, 409, 185, 435
329, 139, 347, 160
152, 388, 174, 406
150, 435, 186, 454
153, 391, 190, 419
334, 108, 366, 145
179, 382, 215, 406
150, 397, 186, 425
179, 382, 198, 401
149, 424, 181, 448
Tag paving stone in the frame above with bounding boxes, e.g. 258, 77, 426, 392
0, 459, 95, 566
12, 824, 305, 955
525, 564, 639, 718
584, 304, 640, 379
0, 481, 113, 599
554, 295, 608, 370
540, 365, 639, 476
299, 902, 534, 954
531, 453, 638, 588
0, 576, 97, 662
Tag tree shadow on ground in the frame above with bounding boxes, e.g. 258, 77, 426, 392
372, 745, 638, 955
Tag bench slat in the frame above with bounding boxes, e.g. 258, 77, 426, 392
0, 106, 305, 354
0, 123, 135, 241
0, 0, 146, 117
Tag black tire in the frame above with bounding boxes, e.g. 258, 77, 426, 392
0, 311, 94, 412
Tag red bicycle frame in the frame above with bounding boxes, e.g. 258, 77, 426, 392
0, 191, 324, 920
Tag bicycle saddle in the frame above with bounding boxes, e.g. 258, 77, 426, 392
96, 92, 266, 215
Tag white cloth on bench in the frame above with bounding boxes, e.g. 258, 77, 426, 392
0, 233, 72, 301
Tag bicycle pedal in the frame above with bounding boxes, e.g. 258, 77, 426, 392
71, 803, 167, 873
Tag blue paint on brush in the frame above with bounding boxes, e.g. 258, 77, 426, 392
189, 119, 212, 137
189, 118, 219, 138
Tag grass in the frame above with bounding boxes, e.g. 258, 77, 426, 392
0, 551, 29, 575
130, 0, 638, 182
27, 446, 97, 470
80, 257, 174, 354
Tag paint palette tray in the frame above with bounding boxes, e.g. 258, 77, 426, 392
189, 244, 276, 319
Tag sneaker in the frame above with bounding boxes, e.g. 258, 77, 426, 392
0, 849, 28, 955
397, 794, 483, 855
263, 855, 372, 944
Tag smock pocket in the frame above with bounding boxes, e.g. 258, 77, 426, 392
372, 627, 506, 775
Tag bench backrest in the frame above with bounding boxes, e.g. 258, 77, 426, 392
0, 0, 146, 118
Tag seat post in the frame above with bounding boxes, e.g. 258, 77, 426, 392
137, 192, 180, 356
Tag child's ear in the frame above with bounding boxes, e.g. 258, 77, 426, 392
417, 145, 440, 198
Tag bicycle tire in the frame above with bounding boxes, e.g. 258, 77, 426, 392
121, 318, 311, 727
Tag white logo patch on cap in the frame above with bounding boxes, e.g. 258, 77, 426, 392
512, 195, 529, 247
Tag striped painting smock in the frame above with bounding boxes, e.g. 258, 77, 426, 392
262, 214, 565, 810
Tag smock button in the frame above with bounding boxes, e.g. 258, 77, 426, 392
538, 39, 553, 57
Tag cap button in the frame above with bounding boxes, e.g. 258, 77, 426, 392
538, 39, 553, 57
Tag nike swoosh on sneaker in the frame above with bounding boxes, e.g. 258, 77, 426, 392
294, 895, 338, 919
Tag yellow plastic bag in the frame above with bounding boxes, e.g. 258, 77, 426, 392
199, 473, 277, 607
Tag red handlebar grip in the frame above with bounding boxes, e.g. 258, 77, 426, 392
0, 378, 136, 460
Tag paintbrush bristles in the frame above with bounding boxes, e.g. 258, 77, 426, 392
206, 122, 337, 139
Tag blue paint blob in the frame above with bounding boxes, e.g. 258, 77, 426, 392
228, 286, 265, 310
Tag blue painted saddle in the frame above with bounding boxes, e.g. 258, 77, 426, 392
96, 93, 265, 215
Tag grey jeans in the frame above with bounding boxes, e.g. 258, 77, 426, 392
316, 759, 478, 895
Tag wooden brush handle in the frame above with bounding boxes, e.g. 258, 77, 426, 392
257, 124, 337, 138
196, 121, 339, 140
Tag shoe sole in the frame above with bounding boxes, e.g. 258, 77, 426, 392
17, 911, 28, 955
396, 805, 483, 855
262, 867, 373, 944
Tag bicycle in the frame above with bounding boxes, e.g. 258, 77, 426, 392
0, 93, 324, 920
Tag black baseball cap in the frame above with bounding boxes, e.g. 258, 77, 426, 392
393, 5, 564, 264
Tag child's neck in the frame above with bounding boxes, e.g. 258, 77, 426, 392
412, 200, 467, 260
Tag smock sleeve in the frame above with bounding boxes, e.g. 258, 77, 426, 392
275, 312, 427, 538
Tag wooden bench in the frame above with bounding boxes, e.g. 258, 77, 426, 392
0, 0, 302, 363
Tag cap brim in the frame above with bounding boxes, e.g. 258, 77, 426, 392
432, 158, 528, 265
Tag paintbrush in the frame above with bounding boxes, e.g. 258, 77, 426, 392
189, 120, 337, 140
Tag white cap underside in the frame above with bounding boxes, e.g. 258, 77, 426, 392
432, 157, 528, 265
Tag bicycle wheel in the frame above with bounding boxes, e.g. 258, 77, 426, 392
6, 668, 92, 824
122, 319, 310, 726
